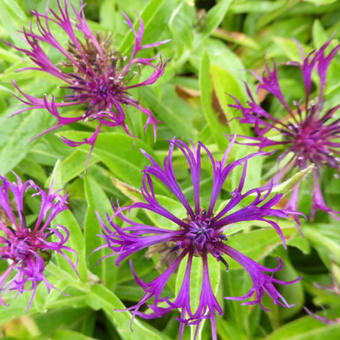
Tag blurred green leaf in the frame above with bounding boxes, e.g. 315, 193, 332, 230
227, 227, 297, 269
88, 284, 170, 340
53, 208, 88, 282
119, 0, 166, 54
84, 175, 116, 285
266, 315, 340, 339
312, 20, 329, 48
57, 132, 164, 191
169, 2, 195, 51
200, 52, 229, 149
51, 329, 97, 340
140, 86, 197, 140
0, 0, 27, 44
201, 0, 232, 41
0, 110, 54, 173
304, 224, 340, 266
58, 150, 99, 185
210, 63, 247, 135
271, 164, 314, 196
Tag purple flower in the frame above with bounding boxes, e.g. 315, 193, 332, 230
96, 138, 300, 340
6, 0, 169, 160
230, 39, 340, 221
0, 174, 77, 311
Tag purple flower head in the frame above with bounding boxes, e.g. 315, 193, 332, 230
6, 0, 169, 161
230, 38, 340, 221
0, 173, 77, 311
96, 138, 301, 340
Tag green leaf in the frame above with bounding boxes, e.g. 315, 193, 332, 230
209, 63, 247, 135
0, 110, 54, 173
88, 284, 170, 340
230, 0, 287, 14
51, 329, 97, 340
169, 2, 195, 51
275, 259, 304, 320
58, 150, 99, 185
0, 46, 23, 63
84, 175, 117, 285
212, 30, 260, 50
201, 0, 233, 41
119, 0, 166, 54
17, 157, 47, 183
312, 20, 329, 48
227, 227, 297, 269
34, 308, 91, 337
191, 38, 246, 82
306, 0, 337, 5
46, 161, 88, 282
50, 160, 87, 280
57, 132, 164, 191
222, 269, 257, 338
199, 52, 229, 149
287, 235, 311, 255
139, 86, 196, 140
270, 164, 314, 196
272, 36, 301, 61
54, 209, 88, 282
111, 177, 143, 201
266, 315, 340, 340
217, 317, 248, 340
0, 0, 27, 44
303, 224, 340, 266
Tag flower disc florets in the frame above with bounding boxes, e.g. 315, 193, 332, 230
0, 174, 77, 310
63, 33, 142, 119
181, 211, 221, 254
4, 228, 41, 262
96, 138, 301, 340
230, 38, 340, 220
6, 0, 169, 162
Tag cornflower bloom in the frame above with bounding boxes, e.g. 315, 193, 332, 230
96, 138, 300, 340
230, 39, 340, 221
0, 174, 77, 311
6, 0, 169, 158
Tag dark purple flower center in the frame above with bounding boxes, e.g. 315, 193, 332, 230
187, 219, 214, 248
279, 105, 340, 169
180, 213, 225, 254
288, 122, 321, 158
64, 35, 134, 117
3, 230, 41, 262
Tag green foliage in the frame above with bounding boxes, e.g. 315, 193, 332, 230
1, 0, 340, 339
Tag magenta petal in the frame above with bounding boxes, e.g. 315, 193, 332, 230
95, 139, 299, 339
7, 2, 169, 161
0, 174, 77, 310
230, 37, 340, 222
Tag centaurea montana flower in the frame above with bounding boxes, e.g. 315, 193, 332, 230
6, 0, 169, 159
96, 138, 301, 340
0, 174, 77, 311
230, 39, 340, 221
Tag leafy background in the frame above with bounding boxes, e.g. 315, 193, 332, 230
1, 0, 340, 339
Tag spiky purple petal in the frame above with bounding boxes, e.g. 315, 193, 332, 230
0, 174, 77, 310
231, 38, 340, 219
6, 0, 169, 161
